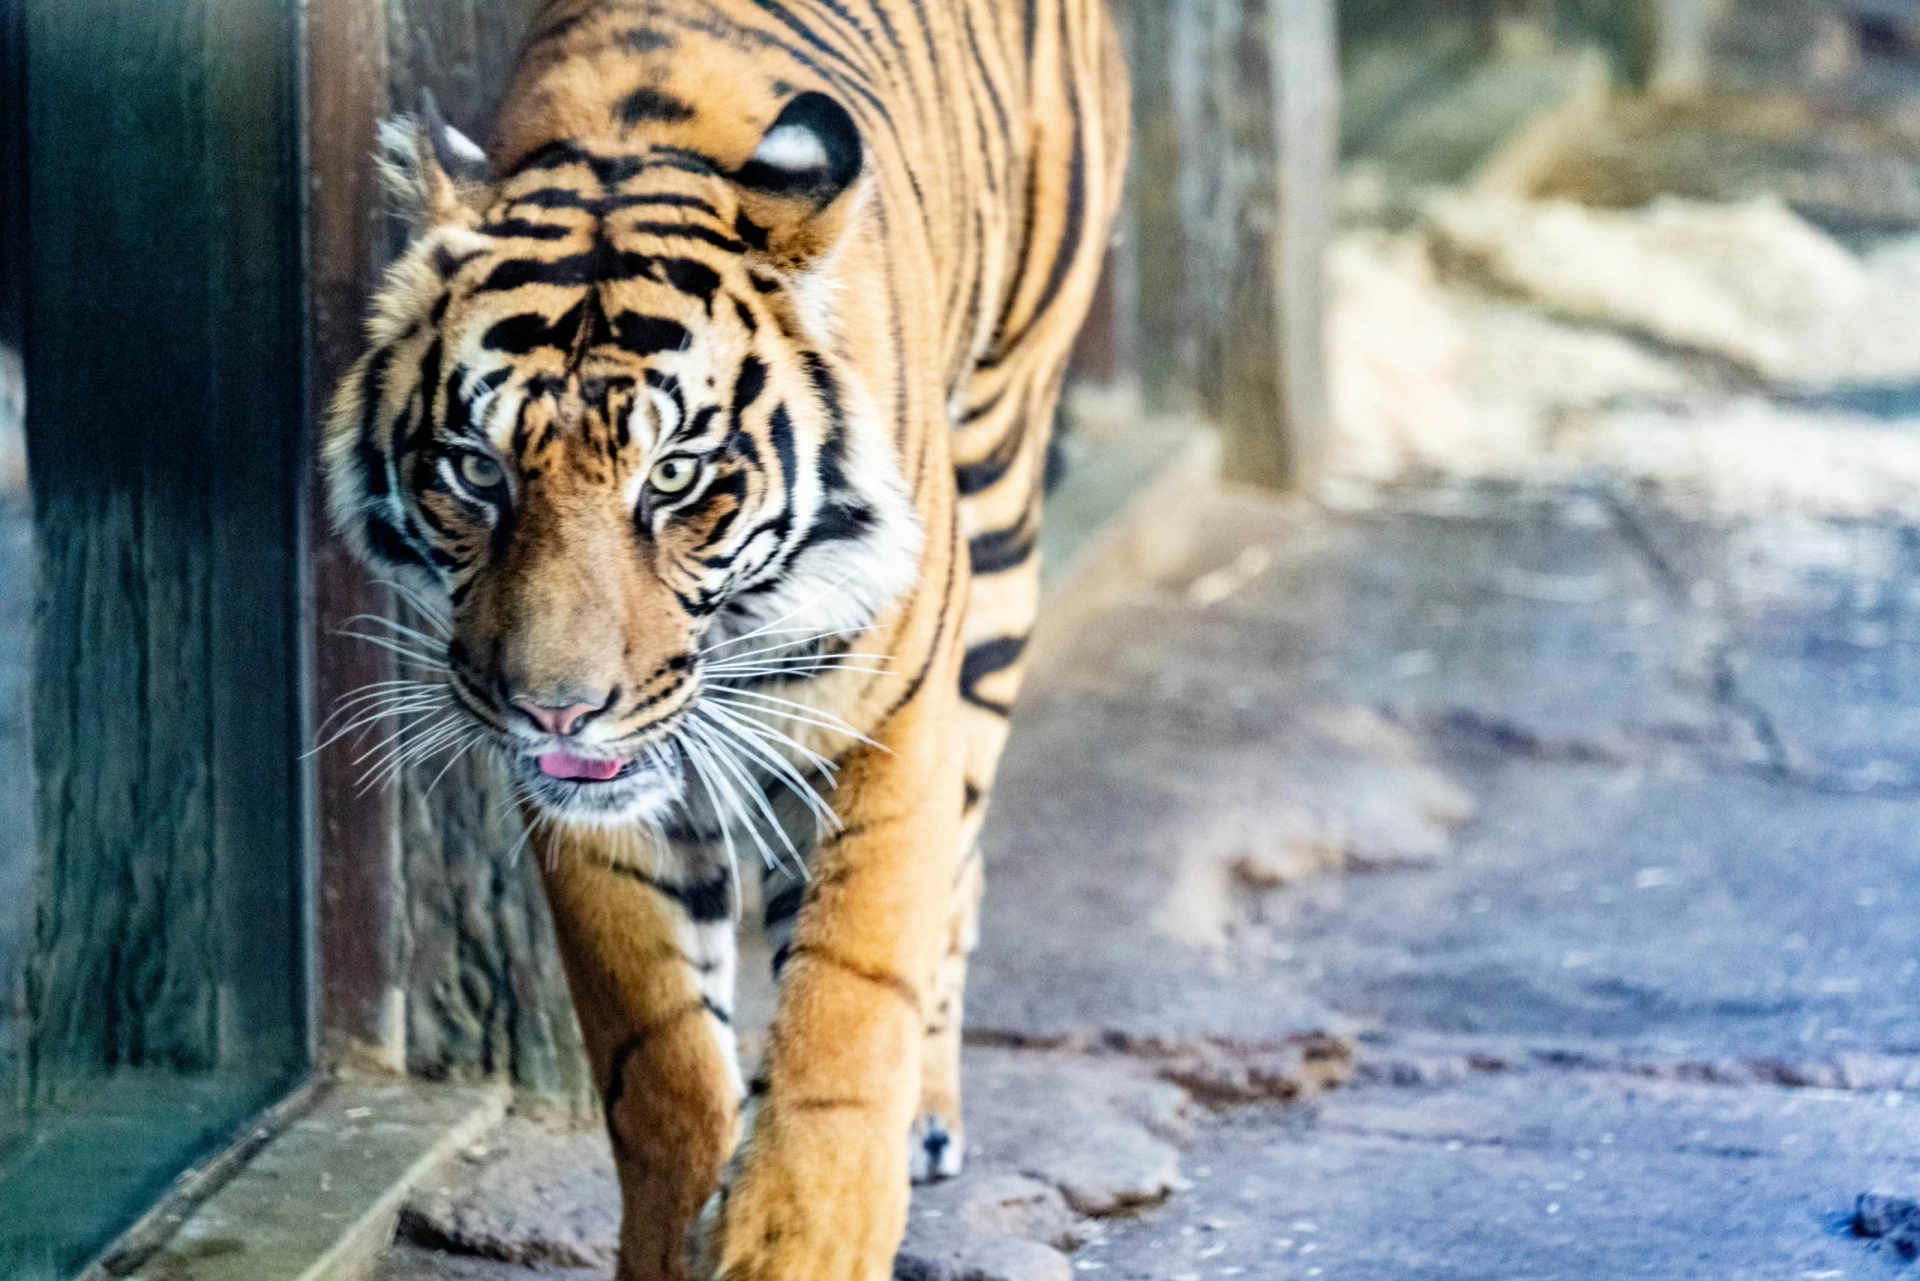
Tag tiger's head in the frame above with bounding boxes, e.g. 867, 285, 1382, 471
323, 81, 919, 828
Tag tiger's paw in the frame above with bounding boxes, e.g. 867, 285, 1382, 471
909, 1109, 965, 1183
688, 1143, 908, 1281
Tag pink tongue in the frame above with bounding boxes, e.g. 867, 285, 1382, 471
538, 753, 624, 782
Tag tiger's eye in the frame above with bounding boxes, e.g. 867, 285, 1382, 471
649, 456, 700, 495
457, 452, 504, 492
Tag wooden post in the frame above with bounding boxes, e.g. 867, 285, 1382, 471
1258, 0, 1337, 488
1121, 0, 1338, 490
1640, 0, 1727, 96
306, 0, 407, 1078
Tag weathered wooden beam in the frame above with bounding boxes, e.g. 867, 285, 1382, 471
1637, 0, 1729, 96
1121, 0, 1338, 490
307, 0, 408, 1078
1260, 0, 1338, 488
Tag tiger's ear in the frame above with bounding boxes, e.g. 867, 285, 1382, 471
377, 90, 493, 229
732, 92, 865, 267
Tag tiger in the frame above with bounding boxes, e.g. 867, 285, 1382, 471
323, 1, 1127, 1277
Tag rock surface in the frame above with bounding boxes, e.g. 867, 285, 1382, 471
376, 475, 1920, 1280
384, 1050, 1203, 1281
400, 1120, 618, 1272
1090, 1073, 1920, 1280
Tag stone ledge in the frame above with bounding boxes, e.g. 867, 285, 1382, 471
122, 1082, 506, 1281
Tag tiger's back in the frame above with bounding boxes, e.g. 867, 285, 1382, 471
325, 2, 1126, 1277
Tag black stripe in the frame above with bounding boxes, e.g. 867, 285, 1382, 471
768, 402, 798, 489
431, 245, 484, 278
626, 220, 748, 253
689, 471, 748, 552
968, 518, 1036, 576
803, 500, 876, 547
733, 211, 770, 252
510, 189, 718, 218
354, 345, 397, 499
478, 252, 611, 293
610, 312, 690, 358
600, 1000, 710, 1154
607, 863, 733, 922
479, 216, 572, 241
482, 300, 586, 355
988, 163, 1041, 358
505, 140, 648, 185
618, 28, 673, 54
879, 507, 960, 723
643, 145, 721, 177
618, 88, 695, 126
962, 6, 1013, 148
657, 257, 721, 308
477, 247, 721, 308
764, 883, 805, 927
747, 0, 868, 81
1014, 24, 1090, 346
730, 356, 768, 440
961, 634, 1029, 717
686, 403, 723, 444
955, 416, 1025, 496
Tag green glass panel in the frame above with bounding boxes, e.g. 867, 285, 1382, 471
1, 0, 309, 1272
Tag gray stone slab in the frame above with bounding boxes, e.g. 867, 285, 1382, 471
972, 490, 1724, 1051
402, 1119, 619, 1272
371, 1244, 600, 1281
387, 1051, 1198, 1281
1089, 1073, 1920, 1280
1610, 498, 1920, 791
983, 490, 1920, 1071
128, 1084, 506, 1281
974, 679, 1408, 1048
1274, 755, 1920, 1065
1716, 519, 1920, 793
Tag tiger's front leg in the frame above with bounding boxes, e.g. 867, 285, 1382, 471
698, 677, 964, 1281
537, 829, 744, 1281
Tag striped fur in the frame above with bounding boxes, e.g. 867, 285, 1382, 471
324, 3, 1126, 1277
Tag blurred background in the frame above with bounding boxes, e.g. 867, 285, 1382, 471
5, 0, 1920, 1277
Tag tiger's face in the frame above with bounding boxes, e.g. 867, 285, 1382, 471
324, 91, 919, 827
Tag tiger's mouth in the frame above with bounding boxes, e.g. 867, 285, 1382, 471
536, 751, 647, 783
511, 744, 682, 822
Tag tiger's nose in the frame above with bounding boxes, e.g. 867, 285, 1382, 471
511, 692, 612, 738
